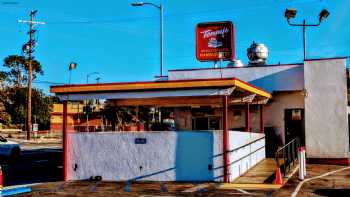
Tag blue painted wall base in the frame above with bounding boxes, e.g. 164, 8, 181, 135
1, 186, 32, 196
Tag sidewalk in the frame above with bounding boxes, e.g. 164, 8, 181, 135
1, 129, 61, 146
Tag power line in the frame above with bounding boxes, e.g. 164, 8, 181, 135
46, 16, 157, 25
39, 0, 325, 26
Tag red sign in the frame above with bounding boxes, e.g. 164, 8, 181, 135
196, 21, 235, 61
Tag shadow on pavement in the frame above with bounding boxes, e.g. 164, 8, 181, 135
1, 148, 63, 186
314, 189, 350, 197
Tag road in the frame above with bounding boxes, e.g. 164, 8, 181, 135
1, 144, 63, 186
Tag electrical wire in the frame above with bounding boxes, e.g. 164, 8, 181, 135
46, 16, 157, 25
32, 80, 64, 85
37, 0, 325, 26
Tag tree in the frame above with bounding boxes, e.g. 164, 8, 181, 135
3, 55, 43, 87
0, 55, 51, 130
0, 91, 11, 125
0, 71, 8, 89
103, 101, 137, 131
0, 87, 53, 130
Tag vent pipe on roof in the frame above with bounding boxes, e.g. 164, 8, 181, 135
227, 59, 244, 67
247, 41, 269, 65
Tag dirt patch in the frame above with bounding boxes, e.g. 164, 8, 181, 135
17, 181, 276, 196
273, 164, 350, 197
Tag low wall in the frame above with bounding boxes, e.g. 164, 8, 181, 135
228, 132, 265, 181
67, 131, 265, 182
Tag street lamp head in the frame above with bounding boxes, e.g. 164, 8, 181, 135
69, 62, 77, 70
31, 10, 38, 15
319, 9, 330, 22
131, 2, 144, 6
285, 8, 297, 20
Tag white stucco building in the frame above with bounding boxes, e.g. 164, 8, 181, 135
50, 57, 349, 183
168, 57, 350, 162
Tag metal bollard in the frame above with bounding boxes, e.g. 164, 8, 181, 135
298, 147, 307, 180
298, 147, 304, 180
302, 147, 306, 177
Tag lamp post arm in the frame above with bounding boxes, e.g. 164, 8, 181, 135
132, 1, 163, 76
287, 19, 321, 27
143, 2, 161, 9
87, 72, 100, 83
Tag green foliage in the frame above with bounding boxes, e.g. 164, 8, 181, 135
0, 54, 51, 130
0, 87, 53, 130
103, 101, 139, 131
103, 101, 151, 131
0, 91, 11, 125
2, 55, 43, 87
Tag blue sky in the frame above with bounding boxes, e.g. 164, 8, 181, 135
0, 0, 349, 93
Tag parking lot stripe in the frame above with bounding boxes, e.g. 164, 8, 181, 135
181, 183, 212, 193
217, 183, 282, 190
235, 188, 253, 194
139, 195, 176, 197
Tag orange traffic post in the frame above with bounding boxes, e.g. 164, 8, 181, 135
0, 165, 3, 194
274, 167, 283, 185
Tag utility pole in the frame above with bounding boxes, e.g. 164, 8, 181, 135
18, 10, 45, 140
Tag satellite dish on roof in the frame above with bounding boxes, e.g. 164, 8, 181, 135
247, 41, 268, 65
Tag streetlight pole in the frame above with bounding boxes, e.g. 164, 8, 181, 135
284, 9, 330, 60
160, 4, 163, 77
286, 19, 320, 60
85, 72, 100, 131
303, 20, 306, 60
131, 2, 164, 76
68, 62, 77, 84
86, 72, 100, 84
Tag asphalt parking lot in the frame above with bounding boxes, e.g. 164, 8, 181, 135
15, 181, 276, 197
1, 140, 349, 197
10, 164, 350, 197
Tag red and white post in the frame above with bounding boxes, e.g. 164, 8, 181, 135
222, 95, 230, 183
298, 147, 306, 180
0, 165, 3, 195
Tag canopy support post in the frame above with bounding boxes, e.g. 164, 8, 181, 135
260, 105, 264, 133
63, 100, 68, 181
245, 103, 251, 132
223, 95, 230, 183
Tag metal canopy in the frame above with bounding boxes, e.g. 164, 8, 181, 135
52, 78, 272, 102
57, 87, 235, 101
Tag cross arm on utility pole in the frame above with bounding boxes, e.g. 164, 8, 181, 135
18, 20, 46, 25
